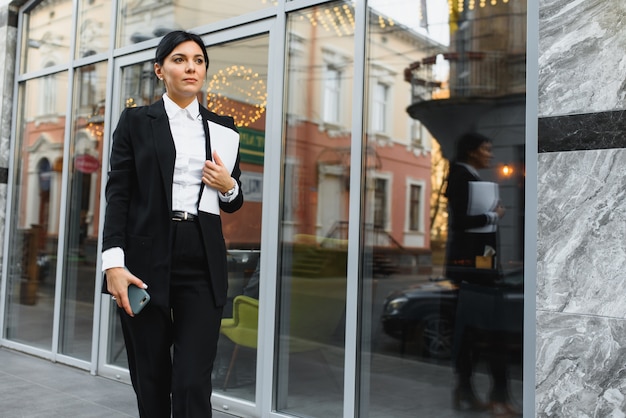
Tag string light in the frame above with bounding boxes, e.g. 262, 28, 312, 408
298, 3, 400, 37
86, 120, 103, 140
448, 0, 510, 12
206, 65, 267, 128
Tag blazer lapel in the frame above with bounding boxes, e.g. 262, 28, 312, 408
197, 106, 213, 205
200, 106, 212, 161
148, 99, 175, 209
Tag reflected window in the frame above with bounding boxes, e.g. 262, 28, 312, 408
75, 0, 112, 59
283, 159, 298, 224
22, 0, 73, 73
371, 82, 389, 133
411, 120, 427, 149
373, 177, 388, 229
40, 68, 57, 116
323, 64, 341, 124
115, 0, 273, 48
408, 182, 423, 232
78, 60, 97, 106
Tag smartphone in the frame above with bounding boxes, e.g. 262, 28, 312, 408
128, 285, 150, 315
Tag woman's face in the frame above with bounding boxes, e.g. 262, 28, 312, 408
154, 40, 207, 108
467, 141, 493, 169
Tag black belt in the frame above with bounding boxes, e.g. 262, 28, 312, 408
172, 211, 198, 222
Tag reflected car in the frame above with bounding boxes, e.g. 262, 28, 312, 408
381, 273, 523, 360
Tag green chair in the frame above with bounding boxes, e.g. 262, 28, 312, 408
219, 278, 346, 389
220, 295, 259, 389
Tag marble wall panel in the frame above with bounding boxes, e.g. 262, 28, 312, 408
538, 110, 626, 153
0, 6, 16, 280
536, 311, 626, 417
0, 8, 17, 170
537, 149, 626, 318
539, 0, 626, 117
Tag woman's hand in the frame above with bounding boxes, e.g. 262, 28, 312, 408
106, 267, 146, 317
496, 203, 506, 219
202, 151, 235, 193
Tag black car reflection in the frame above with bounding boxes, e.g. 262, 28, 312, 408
381, 273, 523, 360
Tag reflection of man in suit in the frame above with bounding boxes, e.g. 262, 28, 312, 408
102, 31, 243, 417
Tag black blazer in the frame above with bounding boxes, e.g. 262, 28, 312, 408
102, 99, 244, 307
444, 162, 497, 283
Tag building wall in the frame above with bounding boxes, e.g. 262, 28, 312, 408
536, 0, 626, 415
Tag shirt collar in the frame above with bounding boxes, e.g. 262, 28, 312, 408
458, 162, 480, 179
162, 93, 201, 121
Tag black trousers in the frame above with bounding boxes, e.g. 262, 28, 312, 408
120, 220, 223, 418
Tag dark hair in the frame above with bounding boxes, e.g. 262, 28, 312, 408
454, 132, 492, 163
155, 30, 209, 71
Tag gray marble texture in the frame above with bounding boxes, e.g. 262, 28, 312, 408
536, 311, 626, 417
539, 0, 626, 117
537, 149, 626, 317
0, 16, 17, 168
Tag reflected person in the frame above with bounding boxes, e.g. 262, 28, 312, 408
102, 30, 244, 417
444, 132, 518, 416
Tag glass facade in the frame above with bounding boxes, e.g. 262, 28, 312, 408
360, 1, 526, 416
59, 61, 108, 360
274, 4, 355, 415
2, 0, 528, 416
5, 72, 68, 349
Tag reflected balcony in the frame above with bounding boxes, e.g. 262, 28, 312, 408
404, 7, 528, 275
405, 45, 526, 159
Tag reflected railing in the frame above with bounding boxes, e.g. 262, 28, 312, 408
405, 50, 526, 103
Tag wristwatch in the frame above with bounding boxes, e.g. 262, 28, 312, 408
223, 185, 236, 198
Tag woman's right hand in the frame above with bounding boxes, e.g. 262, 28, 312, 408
496, 203, 506, 219
106, 267, 146, 317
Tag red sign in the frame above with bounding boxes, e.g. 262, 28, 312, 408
74, 154, 100, 174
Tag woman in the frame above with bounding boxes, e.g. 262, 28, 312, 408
445, 132, 519, 416
102, 30, 243, 417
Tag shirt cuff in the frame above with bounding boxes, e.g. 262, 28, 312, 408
218, 178, 239, 203
486, 212, 499, 225
102, 247, 125, 272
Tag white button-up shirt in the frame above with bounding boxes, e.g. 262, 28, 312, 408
164, 93, 206, 215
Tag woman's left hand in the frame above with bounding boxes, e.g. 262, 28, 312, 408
202, 151, 235, 193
